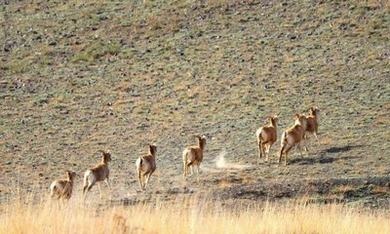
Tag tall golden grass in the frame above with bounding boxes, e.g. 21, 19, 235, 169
0, 195, 389, 234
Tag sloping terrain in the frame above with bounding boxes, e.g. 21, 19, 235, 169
0, 0, 389, 205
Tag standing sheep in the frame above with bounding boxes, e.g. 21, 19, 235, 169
183, 135, 207, 178
50, 170, 77, 200
279, 114, 308, 165
83, 150, 112, 201
135, 144, 157, 191
256, 115, 279, 162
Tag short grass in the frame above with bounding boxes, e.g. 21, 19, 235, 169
0, 0, 389, 205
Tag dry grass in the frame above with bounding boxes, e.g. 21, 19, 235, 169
332, 184, 355, 194
0, 195, 389, 234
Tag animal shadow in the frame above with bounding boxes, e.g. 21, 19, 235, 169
325, 145, 365, 154
289, 144, 364, 165
290, 155, 360, 165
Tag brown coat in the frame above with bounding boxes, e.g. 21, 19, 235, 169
279, 114, 308, 165
89, 161, 110, 182
136, 145, 157, 190
137, 145, 157, 175
50, 171, 76, 200
256, 115, 278, 161
83, 151, 112, 197
305, 107, 320, 135
183, 136, 206, 177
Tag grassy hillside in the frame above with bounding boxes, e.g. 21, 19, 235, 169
0, 0, 389, 204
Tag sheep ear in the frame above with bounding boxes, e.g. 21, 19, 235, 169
66, 170, 71, 177
295, 113, 300, 118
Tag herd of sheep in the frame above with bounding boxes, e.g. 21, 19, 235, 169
50, 106, 320, 201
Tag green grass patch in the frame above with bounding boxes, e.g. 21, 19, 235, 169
71, 40, 121, 63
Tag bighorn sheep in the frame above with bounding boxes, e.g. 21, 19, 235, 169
304, 106, 320, 148
256, 115, 278, 162
183, 135, 206, 178
50, 170, 77, 200
279, 114, 308, 165
135, 144, 157, 191
83, 150, 112, 200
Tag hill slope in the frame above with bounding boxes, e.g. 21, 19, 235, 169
0, 0, 389, 204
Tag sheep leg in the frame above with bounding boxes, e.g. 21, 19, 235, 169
284, 146, 292, 166
183, 153, 190, 178
82, 184, 88, 195
285, 150, 289, 166
144, 173, 150, 189
83, 190, 88, 202
301, 137, 309, 154
105, 178, 112, 199
144, 174, 148, 190
315, 125, 319, 142
183, 162, 187, 177
281, 144, 292, 166
145, 171, 154, 189
297, 143, 303, 158
258, 139, 263, 163
98, 183, 103, 199
302, 134, 308, 151
265, 143, 272, 162
261, 142, 268, 162
185, 164, 189, 177
83, 184, 94, 202
105, 178, 111, 190
184, 165, 188, 177
279, 142, 288, 164
196, 165, 200, 182
141, 175, 146, 191
186, 161, 194, 176
278, 145, 285, 164
183, 151, 189, 178
314, 132, 320, 145
138, 169, 143, 190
